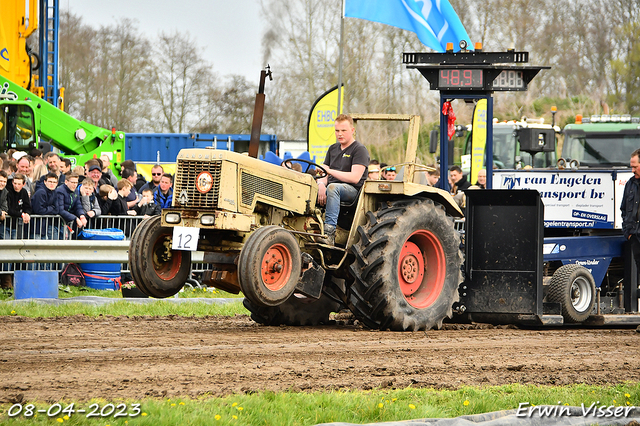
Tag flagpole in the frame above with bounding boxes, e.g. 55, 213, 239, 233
337, 0, 345, 115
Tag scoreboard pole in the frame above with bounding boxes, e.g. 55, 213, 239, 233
440, 93, 493, 192
403, 48, 548, 191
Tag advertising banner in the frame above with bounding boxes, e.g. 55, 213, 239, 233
470, 99, 487, 185
493, 170, 622, 229
307, 85, 343, 164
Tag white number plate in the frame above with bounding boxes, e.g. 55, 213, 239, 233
172, 227, 200, 251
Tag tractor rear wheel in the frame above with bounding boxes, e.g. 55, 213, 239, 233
547, 264, 595, 323
128, 215, 191, 298
238, 226, 301, 307
348, 198, 462, 331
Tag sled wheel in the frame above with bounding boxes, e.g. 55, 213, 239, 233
129, 215, 191, 298
239, 226, 301, 307
547, 264, 595, 323
348, 198, 462, 331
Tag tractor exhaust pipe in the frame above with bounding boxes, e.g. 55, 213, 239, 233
248, 65, 272, 158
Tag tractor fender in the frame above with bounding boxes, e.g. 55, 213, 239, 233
396, 182, 464, 218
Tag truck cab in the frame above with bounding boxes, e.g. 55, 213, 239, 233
561, 114, 640, 168
0, 101, 38, 152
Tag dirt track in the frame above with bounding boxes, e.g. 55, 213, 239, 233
1, 314, 639, 403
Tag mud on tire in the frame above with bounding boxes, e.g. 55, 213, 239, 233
348, 198, 463, 331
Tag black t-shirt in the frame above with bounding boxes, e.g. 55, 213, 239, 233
323, 141, 370, 189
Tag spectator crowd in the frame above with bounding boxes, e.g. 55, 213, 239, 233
0, 149, 173, 238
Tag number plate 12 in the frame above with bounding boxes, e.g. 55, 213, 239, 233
172, 226, 200, 251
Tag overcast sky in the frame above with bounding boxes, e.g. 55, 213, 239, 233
62, 0, 266, 82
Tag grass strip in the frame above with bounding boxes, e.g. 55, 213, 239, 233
0, 299, 248, 317
0, 383, 638, 426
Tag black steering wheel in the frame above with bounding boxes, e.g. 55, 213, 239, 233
282, 158, 328, 180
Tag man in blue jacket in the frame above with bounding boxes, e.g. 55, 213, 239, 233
55, 173, 85, 238
32, 173, 59, 215
31, 173, 60, 239
153, 173, 173, 209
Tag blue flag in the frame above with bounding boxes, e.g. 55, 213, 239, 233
344, 0, 472, 52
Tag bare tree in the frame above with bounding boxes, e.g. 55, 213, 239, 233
59, 13, 153, 132
149, 31, 214, 133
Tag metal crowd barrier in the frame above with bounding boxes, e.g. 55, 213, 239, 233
0, 215, 208, 275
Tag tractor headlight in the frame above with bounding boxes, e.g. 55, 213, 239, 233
200, 215, 215, 226
165, 213, 181, 224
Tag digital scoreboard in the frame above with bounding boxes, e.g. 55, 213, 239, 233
438, 69, 484, 89
403, 51, 548, 92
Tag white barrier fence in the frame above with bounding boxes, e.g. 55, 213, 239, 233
0, 215, 206, 274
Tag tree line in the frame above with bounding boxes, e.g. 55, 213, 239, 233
59, 0, 640, 155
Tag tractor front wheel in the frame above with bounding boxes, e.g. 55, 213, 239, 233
238, 226, 302, 307
129, 215, 191, 298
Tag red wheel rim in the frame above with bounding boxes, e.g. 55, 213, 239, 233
153, 235, 183, 280
397, 230, 446, 309
261, 243, 292, 291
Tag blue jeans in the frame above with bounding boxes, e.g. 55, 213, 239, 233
325, 183, 358, 228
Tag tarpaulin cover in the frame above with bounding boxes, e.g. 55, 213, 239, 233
315, 406, 640, 426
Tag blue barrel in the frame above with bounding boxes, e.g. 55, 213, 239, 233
78, 229, 125, 291
14, 271, 58, 299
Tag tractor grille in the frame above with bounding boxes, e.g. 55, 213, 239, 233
174, 159, 222, 208
241, 171, 283, 206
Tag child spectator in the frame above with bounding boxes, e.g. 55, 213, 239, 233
78, 178, 101, 224
131, 188, 161, 218
98, 184, 117, 215
72, 166, 86, 183
6, 173, 32, 238
102, 181, 134, 216
121, 168, 140, 208
367, 161, 380, 180
154, 173, 173, 209
383, 166, 397, 181
426, 165, 440, 187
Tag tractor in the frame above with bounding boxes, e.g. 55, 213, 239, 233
129, 113, 464, 331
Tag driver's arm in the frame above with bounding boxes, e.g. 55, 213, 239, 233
325, 164, 366, 185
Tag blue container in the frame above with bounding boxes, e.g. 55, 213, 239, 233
80, 263, 121, 290
79, 228, 125, 241
14, 271, 58, 299
78, 228, 125, 291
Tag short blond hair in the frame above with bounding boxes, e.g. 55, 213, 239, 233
335, 113, 354, 127
117, 179, 133, 191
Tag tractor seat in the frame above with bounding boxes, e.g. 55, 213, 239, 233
337, 185, 363, 230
